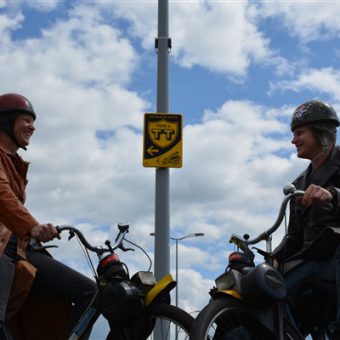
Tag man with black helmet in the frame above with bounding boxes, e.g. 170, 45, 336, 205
0, 93, 97, 339
273, 100, 340, 338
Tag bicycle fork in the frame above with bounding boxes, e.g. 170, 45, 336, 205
68, 292, 100, 340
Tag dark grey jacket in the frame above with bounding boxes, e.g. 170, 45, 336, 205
274, 146, 340, 262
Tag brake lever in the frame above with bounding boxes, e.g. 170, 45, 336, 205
31, 243, 59, 251
104, 240, 134, 252
119, 243, 135, 252
252, 247, 275, 265
252, 247, 272, 258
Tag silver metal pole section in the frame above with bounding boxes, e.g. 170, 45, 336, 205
154, 2, 170, 338
175, 239, 179, 307
154, 0, 170, 282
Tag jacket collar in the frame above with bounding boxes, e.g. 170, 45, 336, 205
0, 144, 29, 168
293, 146, 340, 189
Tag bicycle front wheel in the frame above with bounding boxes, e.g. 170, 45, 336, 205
189, 297, 274, 340
144, 303, 193, 340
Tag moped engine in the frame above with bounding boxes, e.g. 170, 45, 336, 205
241, 263, 286, 307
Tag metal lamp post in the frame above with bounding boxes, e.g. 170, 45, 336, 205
150, 232, 204, 339
151, 232, 205, 305
170, 233, 204, 308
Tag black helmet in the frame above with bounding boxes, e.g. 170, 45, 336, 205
0, 93, 36, 148
291, 100, 339, 131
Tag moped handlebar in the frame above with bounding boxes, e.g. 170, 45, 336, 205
56, 222, 130, 256
229, 185, 305, 250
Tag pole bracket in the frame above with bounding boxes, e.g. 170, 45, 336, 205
155, 37, 172, 53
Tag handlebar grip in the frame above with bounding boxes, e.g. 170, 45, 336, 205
229, 234, 247, 250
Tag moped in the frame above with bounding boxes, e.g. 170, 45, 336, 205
190, 184, 340, 340
55, 222, 193, 340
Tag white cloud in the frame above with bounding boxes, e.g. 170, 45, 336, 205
3, 0, 59, 12
110, 1, 285, 77
0, 7, 23, 44
176, 269, 214, 313
169, 2, 271, 75
0, 4, 150, 228
272, 67, 340, 101
260, 1, 340, 42
7, 6, 136, 88
23, 0, 59, 12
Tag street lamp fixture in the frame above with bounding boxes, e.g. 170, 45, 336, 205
150, 232, 205, 308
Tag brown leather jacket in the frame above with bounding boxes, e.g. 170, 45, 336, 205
0, 147, 38, 258
0, 147, 69, 339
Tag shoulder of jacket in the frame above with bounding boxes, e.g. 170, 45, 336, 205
331, 146, 340, 165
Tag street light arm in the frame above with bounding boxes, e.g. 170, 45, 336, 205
171, 233, 204, 241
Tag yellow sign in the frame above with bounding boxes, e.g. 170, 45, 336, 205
143, 113, 182, 168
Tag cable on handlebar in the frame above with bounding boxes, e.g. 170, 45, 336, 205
229, 187, 305, 248
56, 224, 130, 256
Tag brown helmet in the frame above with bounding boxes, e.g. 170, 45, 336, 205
0, 93, 36, 120
0, 93, 36, 148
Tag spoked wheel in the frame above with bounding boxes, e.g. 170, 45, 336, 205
144, 303, 193, 340
189, 297, 274, 340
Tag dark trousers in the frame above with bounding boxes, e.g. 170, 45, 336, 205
284, 252, 340, 329
0, 251, 97, 338
0, 254, 15, 340
27, 250, 98, 330
284, 256, 336, 295
0, 254, 15, 323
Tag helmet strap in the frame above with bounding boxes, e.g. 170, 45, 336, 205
0, 112, 27, 150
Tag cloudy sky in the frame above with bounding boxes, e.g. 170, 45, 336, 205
2, 0, 340, 338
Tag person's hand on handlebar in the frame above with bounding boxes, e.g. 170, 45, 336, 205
30, 223, 60, 242
299, 184, 333, 207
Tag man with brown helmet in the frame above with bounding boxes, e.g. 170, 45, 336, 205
0, 93, 97, 339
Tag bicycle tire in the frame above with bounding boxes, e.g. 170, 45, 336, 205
106, 303, 193, 340
143, 303, 193, 340
189, 297, 274, 340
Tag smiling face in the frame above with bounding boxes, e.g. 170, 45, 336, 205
13, 113, 35, 148
291, 125, 323, 161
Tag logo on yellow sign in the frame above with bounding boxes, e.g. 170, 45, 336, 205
148, 119, 179, 149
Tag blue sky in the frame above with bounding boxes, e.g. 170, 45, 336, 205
2, 0, 340, 338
